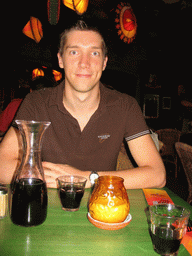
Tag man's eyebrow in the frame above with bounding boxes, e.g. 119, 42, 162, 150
91, 46, 102, 50
65, 45, 102, 50
65, 45, 79, 49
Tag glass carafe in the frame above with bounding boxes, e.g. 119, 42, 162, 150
10, 120, 50, 227
89, 176, 130, 223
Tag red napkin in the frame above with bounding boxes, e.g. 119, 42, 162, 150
182, 232, 192, 255
143, 189, 174, 205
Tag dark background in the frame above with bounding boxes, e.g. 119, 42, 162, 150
1, 0, 192, 127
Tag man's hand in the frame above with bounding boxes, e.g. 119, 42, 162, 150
42, 162, 80, 188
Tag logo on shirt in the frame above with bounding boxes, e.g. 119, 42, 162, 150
98, 134, 111, 143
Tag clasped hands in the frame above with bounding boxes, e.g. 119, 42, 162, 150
42, 162, 87, 188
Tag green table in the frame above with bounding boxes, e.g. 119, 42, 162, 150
0, 188, 191, 256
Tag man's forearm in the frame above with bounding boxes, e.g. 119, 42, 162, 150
42, 161, 166, 189
97, 165, 166, 189
0, 157, 19, 184
0, 127, 21, 185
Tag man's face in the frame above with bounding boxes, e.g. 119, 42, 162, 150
58, 30, 108, 93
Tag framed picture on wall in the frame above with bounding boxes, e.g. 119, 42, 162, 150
162, 97, 171, 110
143, 94, 159, 119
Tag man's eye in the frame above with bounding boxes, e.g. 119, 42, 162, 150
70, 50, 78, 55
92, 51, 100, 56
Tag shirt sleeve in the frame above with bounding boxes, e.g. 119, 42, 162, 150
124, 97, 150, 141
14, 91, 43, 122
0, 99, 23, 132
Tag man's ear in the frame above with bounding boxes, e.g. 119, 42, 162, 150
57, 53, 64, 69
102, 56, 108, 71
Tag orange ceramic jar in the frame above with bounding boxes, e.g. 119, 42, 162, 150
89, 176, 130, 223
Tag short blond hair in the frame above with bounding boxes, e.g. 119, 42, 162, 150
58, 20, 108, 58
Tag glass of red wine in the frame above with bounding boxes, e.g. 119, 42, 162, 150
149, 204, 190, 256
56, 175, 87, 212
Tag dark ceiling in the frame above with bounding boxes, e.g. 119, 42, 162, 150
2, 0, 192, 86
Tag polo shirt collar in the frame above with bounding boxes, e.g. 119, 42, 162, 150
48, 80, 65, 108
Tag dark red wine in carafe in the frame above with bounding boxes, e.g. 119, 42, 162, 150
11, 178, 47, 227
11, 120, 50, 226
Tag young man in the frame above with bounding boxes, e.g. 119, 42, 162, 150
0, 21, 166, 188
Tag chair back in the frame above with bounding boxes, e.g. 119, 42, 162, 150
175, 142, 192, 204
116, 143, 134, 170
156, 129, 181, 156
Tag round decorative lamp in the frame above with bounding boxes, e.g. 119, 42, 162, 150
115, 2, 137, 44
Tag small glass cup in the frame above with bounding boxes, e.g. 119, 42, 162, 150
0, 184, 8, 219
149, 204, 190, 256
56, 175, 87, 212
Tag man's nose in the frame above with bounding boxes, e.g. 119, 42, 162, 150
79, 53, 90, 68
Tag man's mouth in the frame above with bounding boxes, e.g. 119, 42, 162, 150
76, 74, 92, 78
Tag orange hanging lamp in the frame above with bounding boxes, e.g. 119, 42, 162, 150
22, 17, 43, 43
115, 2, 137, 44
62, 0, 88, 15
47, 0, 61, 25
32, 68, 45, 80
53, 70, 62, 82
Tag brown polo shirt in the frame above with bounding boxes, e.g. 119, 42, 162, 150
14, 81, 150, 171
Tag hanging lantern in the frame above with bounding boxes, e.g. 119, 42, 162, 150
53, 70, 62, 82
32, 68, 45, 80
115, 3, 137, 44
47, 0, 60, 25
23, 17, 43, 43
62, 0, 88, 15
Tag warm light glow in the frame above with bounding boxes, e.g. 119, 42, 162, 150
115, 3, 137, 44
23, 17, 43, 43
53, 70, 62, 82
62, 0, 88, 14
32, 68, 45, 80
